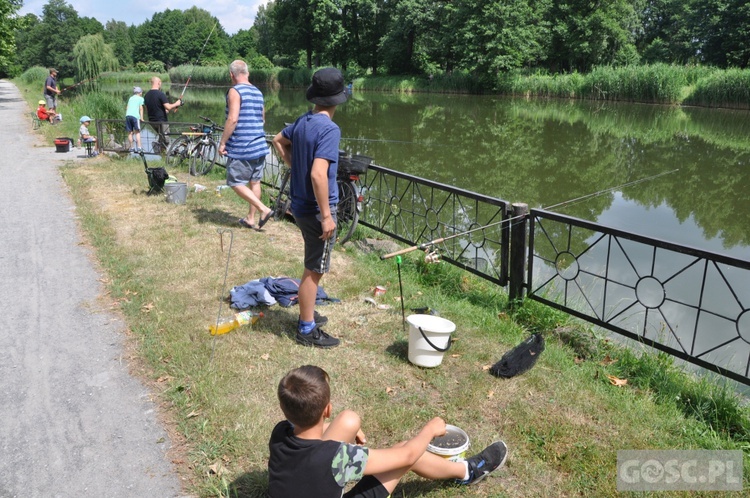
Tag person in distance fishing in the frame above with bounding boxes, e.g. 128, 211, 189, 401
43, 68, 61, 113
144, 76, 182, 150
218, 59, 274, 230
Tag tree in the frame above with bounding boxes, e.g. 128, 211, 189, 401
456, 0, 551, 76
133, 9, 185, 68
177, 7, 230, 65
73, 33, 118, 84
32, 0, 103, 77
379, 0, 436, 74
271, 0, 342, 68
0, 0, 23, 76
103, 20, 133, 68
252, 2, 276, 62
547, 0, 641, 72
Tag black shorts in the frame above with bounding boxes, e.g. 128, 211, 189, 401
343, 475, 390, 498
296, 212, 337, 273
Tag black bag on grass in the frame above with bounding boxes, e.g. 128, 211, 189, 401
140, 151, 169, 195
146, 166, 169, 194
489, 333, 545, 378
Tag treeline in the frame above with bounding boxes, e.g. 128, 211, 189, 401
5, 0, 750, 94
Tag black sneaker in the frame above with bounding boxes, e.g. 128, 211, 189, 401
314, 310, 328, 326
296, 325, 340, 349
457, 441, 508, 485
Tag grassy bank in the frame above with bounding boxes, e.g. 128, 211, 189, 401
51, 154, 749, 496
15, 75, 749, 496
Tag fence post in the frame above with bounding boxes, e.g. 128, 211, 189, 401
509, 203, 528, 307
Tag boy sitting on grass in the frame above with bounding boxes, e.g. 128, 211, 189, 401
268, 365, 508, 497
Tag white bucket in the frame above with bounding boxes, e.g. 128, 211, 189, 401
164, 182, 187, 204
407, 314, 455, 368
427, 424, 470, 462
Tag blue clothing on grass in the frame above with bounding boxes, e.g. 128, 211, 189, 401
229, 280, 277, 309
259, 276, 330, 307
281, 112, 340, 217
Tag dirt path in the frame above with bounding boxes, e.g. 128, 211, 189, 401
0, 80, 188, 497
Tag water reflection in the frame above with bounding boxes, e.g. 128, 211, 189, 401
101, 83, 750, 260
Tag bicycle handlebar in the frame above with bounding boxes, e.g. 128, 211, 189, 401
196, 115, 224, 132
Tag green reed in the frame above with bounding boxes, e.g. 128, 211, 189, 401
684, 68, 750, 109
168, 65, 280, 88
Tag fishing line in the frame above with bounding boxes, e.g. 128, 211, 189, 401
210, 227, 234, 365
340, 137, 447, 146
380, 168, 680, 260
179, 21, 218, 101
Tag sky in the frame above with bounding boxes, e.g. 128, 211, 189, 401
18, 0, 268, 35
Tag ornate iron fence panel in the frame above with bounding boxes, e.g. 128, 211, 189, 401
261, 137, 286, 191
528, 209, 750, 386
359, 164, 510, 286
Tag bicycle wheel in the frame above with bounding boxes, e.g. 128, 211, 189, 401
165, 135, 189, 169
274, 168, 292, 220
190, 140, 217, 176
336, 180, 359, 245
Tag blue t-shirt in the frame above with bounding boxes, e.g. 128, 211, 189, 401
281, 112, 340, 217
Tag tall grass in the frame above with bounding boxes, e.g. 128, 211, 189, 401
499, 64, 688, 103
684, 68, 750, 109
612, 348, 750, 443
98, 71, 167, 85
168, 65, 280, 88
276, 68, 315, 87
19, 66, 49, 86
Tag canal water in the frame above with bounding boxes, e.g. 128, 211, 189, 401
136, 83, 750, 262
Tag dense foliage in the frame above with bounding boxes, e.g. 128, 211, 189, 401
6, 0, 750, 84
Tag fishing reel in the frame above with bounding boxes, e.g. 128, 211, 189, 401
424, 248, 441, 264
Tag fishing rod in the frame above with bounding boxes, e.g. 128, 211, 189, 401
179, 21, 218, 102
380, 168, 680, 260
60, 74, 106, 93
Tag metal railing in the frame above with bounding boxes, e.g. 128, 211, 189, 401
94, 119, 224, 158
527, 209, 750, 386
358, 164, 510, 286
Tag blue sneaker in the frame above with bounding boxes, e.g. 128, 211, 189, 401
457, 441, 507, 485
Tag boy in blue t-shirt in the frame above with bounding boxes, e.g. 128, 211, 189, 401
272, 68, 348, 349
268, 365, 508, 497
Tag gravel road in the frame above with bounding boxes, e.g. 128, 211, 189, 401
0, 80, 188, 497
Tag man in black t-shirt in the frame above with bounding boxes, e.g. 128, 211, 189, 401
143, 76, 182, 150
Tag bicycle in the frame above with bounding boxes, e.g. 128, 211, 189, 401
274, 151, 370, 245
164, 115, 223, 176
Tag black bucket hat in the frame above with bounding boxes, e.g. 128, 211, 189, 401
306, 67, 348, 106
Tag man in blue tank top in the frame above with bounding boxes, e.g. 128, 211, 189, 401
218, 60, 274, 230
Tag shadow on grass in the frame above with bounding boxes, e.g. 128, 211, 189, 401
386, 339, 409, 363
191, 206, 242, 227
227, 470, 268, 498
226, 468, 450, 497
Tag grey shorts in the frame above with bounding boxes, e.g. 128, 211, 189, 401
44, 94, 57, 109
226, 157, 265, 186
296, 212, 337, 274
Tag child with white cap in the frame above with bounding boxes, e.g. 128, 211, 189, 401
126, 86, 145, 152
